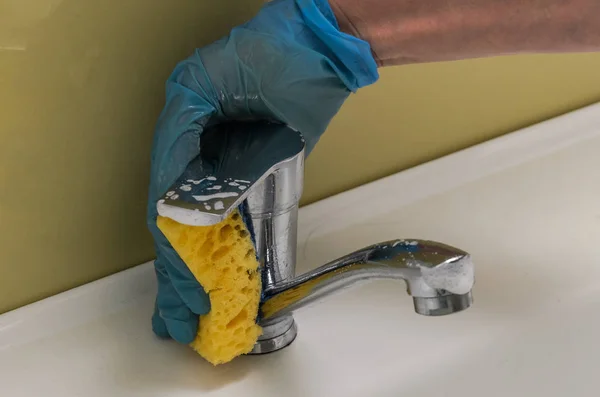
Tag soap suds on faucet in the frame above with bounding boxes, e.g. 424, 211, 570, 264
157, 200, 215, 226
192, 192, 239, 201
420, 256, 475, 295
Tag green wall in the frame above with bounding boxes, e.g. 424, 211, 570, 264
1, 0, 600, 313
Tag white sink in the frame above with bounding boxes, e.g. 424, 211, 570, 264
2, 103, 600, 396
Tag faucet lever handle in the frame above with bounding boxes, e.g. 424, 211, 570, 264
157, 121, 305, 226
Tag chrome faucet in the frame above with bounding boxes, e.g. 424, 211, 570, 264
158, 121, 475, 354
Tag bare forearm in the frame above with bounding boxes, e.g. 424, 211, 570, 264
329, 0, 600, 66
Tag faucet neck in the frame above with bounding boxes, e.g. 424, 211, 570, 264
245, 150, 304, 289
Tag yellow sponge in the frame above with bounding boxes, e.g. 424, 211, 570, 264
157, 211, 262, 365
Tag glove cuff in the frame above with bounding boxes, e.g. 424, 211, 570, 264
296, 0, 379, 91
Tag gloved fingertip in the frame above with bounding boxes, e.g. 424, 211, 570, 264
168, 265, 212, 315
165, 315, 199, 345
183, 287, 211, 315
152, 309, 171, 339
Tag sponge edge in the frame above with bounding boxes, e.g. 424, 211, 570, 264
157, 211, 262, 365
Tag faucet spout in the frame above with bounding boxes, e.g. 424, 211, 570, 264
260, 239, 474, 325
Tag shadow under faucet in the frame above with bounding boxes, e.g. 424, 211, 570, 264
158, 121, 475, 355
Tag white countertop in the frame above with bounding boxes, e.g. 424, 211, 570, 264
2, 103, 600, 396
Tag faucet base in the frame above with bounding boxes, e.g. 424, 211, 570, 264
249, 315, 298, 354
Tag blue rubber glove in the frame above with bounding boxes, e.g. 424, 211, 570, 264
147, 0, 378, 344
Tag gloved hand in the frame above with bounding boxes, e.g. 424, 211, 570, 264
147, 0, 378, 344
